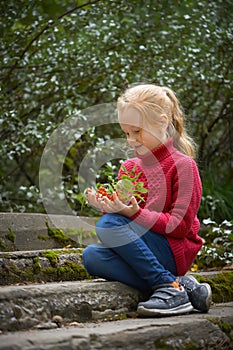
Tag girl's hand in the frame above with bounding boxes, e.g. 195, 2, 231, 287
86, 188, 102, 211
97, 192, 139, 217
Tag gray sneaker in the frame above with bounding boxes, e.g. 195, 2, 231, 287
137, 283, 193, 316
179, 275, 212, 313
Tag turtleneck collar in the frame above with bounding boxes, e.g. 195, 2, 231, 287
134, 138, 176, 166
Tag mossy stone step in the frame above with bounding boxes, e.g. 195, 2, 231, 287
0, 273, 233, 333
1, 249, 233, 304
0, 248, 91, 285
0, 213, 99, 252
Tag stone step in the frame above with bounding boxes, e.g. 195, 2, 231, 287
0, 279, 142, 332
0, 301, 233, 349
0, 271, 233, 333
0, 213, 99, 251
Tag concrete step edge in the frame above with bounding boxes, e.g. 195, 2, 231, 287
0, 302, 233, 350
0, 279, 141, 332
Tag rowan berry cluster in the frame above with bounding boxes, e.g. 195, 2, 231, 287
96, 186, 115, 201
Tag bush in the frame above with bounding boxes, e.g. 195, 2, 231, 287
199, 167, 233, 222
198, 218, 233, 269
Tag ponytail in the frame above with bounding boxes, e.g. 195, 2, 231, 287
162, 87, 196, 158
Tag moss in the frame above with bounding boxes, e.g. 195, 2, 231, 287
6, 227, 16, 243
33, 256, 41, 273
6, 261, 20, 274
40, 249, 91, 281
212, 318, 231, 334
40, 267, 57, 278
1, 249, 92, 285
218, 320, 232, 334
20, 266, 37, 281
184, 343, 199, 350
41, 248, 83, 258
42, 250, 59, 267
192, 271, 233, 303
37, 234, 49, 240
208, 317, 232, 335
57, 261, 91, 281
0, 253, 11, 258
1, 261, 33, 284
0, 238, 8, 251
117, 313, 128, 320
103, 313, 129, 322
153, 339, 173, 349
0, 228, 16, 252
46, 222, 78, 247
52, 248, 82, 255
8, 263, 55, 283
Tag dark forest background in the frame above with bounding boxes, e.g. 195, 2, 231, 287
0, 0, 232, 224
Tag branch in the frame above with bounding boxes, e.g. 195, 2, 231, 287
207, 98, 231, 134
204, 131, 232, 167
2, 0, 102, 82
14, 154, 36, 186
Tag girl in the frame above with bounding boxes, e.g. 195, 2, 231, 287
82, 84, 212, 316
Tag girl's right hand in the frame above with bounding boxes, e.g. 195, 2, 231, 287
85, 188, 102, 211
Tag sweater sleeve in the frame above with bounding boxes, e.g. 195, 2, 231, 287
130, 157, 202, 239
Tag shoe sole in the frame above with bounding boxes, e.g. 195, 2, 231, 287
188, 276, 212, 312
137, 302, 193, 316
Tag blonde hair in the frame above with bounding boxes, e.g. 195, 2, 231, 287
117, 84, 196, 158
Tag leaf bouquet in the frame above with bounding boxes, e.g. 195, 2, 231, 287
95, 165, 148, 204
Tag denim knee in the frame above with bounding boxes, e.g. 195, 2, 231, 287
96, 213, 131, 229
96, 214, 134, 247
82, 245, 98, 276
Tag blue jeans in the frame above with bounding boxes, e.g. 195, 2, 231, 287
82, 213, 177, 293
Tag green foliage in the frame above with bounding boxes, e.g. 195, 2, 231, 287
0, 0, 232, 221
115, 165, 148, 203
94, 163, 148, 203
199, 167, 233, 222
198, 218, 233, 269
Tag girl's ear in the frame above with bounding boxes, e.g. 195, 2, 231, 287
160, 114, 169, 127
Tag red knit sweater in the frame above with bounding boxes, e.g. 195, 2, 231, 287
118, 138, 203, 276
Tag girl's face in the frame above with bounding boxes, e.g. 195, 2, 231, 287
118, 107, 167, 155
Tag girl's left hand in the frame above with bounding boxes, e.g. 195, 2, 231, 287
97, 192, 139, 217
